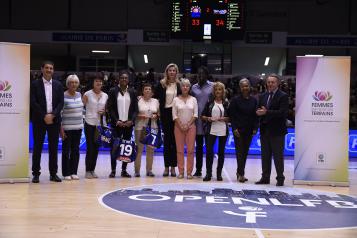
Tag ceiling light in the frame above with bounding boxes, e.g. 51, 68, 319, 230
305, 54, 324, 57
91, 50, 110, 54
264, 57, 270, 66
144, 54, 148, 64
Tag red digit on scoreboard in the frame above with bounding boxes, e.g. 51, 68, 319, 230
215, 19, 224, 26
192, 19, 200, 26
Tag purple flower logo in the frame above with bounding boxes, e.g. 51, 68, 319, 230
313, 91, 332, 101
0, 80, 11, 91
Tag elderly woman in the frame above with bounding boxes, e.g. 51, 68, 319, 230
134, 83, 160, 177
60, 74, 84, 180
172, 79, 198, 179
228, 78, 258, 183
155, 63, 182, 177
201, 82, 230, 181
82, 73, 108, 179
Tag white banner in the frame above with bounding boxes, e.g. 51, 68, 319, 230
0, 42, 30, 183
294, 56, 350, 186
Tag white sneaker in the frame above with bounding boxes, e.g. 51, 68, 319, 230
64, 176, 72, 181
71, 174, 80, 180
85, 171, 93, 179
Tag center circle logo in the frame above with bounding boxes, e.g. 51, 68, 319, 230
99, 183, 357, 230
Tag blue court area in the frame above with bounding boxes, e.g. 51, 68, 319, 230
100, 183, 357, 230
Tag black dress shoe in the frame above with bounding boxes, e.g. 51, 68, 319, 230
50, 175, 62, 182
193, 171, 202, 177
32, 175, 40, 183
146, 171, 155, 177
121, 171, 132, 178
109, 171, 116, 178
203, 175, 211, 182
276, 181, 284, 186
238, 175, 248, 183
255, 179, 270, 185
217, 176, 223, 181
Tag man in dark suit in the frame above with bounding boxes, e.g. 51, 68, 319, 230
30, 61, 64, 183
256, 74, 289, 186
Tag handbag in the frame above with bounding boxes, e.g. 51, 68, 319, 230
112, 137, 137, 163
96, 115, 113, 148
140, 118, 163, 149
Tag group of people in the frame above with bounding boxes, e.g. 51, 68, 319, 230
30, 61, 289, 187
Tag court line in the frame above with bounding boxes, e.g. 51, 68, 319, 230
223, 166, 265, 238
223, 167, 233, 183
254, 229, 265, 238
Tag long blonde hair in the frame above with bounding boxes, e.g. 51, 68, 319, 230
160, 63, 180, 88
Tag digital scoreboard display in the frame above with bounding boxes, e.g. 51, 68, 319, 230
171, 0, 244, 41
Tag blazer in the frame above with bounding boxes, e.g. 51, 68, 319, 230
228, 95, 258, 134
107, 86, 138, 124
30, 78, 64, 124
155, 81, 182, 112
201, 99, 230, 135
258, 89, 289, 136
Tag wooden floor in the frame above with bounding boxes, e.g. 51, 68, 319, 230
1, 152, 357, 238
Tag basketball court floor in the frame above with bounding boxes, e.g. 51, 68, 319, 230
1, 152, 356, 238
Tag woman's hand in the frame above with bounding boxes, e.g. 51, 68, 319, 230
60, 127, 67, 140
233, 129, 240, 138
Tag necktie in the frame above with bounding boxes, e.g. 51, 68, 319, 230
267, 92, 273, 109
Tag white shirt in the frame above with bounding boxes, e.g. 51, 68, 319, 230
84, 90, 108, 126
135, 97, 159, 130
210, 102, 226, 136
43, 78, 52, 113
117, 89, 131, 121
165, 82, 177, 108
172, 96, 198, 125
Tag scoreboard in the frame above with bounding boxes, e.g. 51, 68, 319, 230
170, 0, 244, 41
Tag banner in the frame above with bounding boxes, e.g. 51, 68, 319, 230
294, 56, 351, 186
0, 42, 30, 183
28, 124, 357, 158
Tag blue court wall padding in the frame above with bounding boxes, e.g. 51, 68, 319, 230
29, 123, 357, 158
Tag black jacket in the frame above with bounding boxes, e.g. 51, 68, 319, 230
228, 95, 258, 134
30, 78, 64, 124
258, 89, 289, 136
155, 81, 182, 112
107, 86, 138, 124
201, 99, 229, 135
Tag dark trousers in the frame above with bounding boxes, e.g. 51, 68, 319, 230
234, 132, 253, 177
84, 123, 99, 172
260, 131, 285, 182
62, 129, 82, 176
195, 134, 207, 172
205, 134, 227, 176
161, 108, 177, 167
32, 122, 60, 176
110, 126, 132, 172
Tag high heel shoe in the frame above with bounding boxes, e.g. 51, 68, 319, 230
170, 167, 176, 177
163, 167, 169, 177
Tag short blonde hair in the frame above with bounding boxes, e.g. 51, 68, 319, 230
66, 74, 80, 87
213, 81, 226, 99
180, 78, 191, 88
